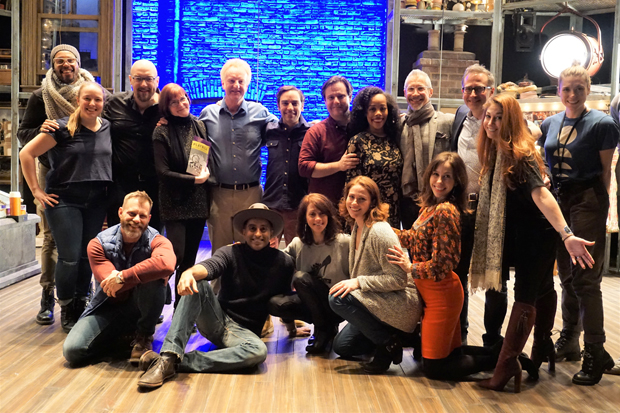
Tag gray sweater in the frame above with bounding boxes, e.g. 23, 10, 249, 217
283, 234, 350, 287
349, 221, 422, 333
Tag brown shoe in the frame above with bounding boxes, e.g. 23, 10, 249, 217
130, 334, 153, 364
139, 350, 160, 371
137, 353, 176, 389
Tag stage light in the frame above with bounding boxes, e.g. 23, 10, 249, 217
539, 7, 604, 79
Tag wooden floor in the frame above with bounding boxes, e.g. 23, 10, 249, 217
1, 245, 620, 412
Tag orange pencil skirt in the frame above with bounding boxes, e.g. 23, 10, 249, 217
414, 271, 464, 360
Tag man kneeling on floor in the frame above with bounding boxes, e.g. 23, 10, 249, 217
137, 203, 294, 389
63, 191, 175, 365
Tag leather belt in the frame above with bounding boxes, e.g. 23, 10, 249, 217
218, 181, 260, 190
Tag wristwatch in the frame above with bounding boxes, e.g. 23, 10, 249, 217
115, 271, 125, 284
561, 226, 574, 241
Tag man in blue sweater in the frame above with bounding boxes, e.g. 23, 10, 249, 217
137, 204, 294, 389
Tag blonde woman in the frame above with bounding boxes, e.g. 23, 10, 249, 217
20, 82, 112, 333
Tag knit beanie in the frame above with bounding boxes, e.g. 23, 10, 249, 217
50, 44, 81, 67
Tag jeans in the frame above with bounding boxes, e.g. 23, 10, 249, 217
329, 293, 397, 356
161, 280, 267, 373
63, 279, 166, 365
35, 162, 57, 289
165, 218, 206, 307
556, 180, 608, 344
268, 271, 342, 330
45, 182, 108, 303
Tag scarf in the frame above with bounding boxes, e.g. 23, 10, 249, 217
41, 68, 95, 120
401, 102, 435, 197
167, 115, 207, 173
469, 149, 506, 293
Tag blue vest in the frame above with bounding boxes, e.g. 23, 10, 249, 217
82, 224, 160, 318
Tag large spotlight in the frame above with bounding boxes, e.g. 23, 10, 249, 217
539, 8, 604, 79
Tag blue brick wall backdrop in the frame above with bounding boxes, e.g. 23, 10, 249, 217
133, 0, 387, 186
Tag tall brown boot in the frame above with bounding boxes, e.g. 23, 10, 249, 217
479, 302, 536, 393
530, 290, 557, 378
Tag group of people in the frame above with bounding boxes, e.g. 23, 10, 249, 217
16, 43, 620, 394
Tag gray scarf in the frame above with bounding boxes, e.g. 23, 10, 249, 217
401, 102, 436, 197
469, 149, 506, 293
41, 68, 95, 120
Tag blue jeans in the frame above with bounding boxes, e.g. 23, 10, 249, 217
329, 293, 396, 357
161, 280, 267, 373
45, 182, 108, 303
63, 279, 166, 364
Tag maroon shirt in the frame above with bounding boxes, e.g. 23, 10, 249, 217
298, 116, 349, 204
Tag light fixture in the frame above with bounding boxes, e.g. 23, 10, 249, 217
539, 6, 604, 79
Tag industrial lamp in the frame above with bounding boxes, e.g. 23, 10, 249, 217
539, 7, 604, 79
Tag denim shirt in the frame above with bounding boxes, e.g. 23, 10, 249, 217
199, 99, 277, 185
262, 117, 310, 211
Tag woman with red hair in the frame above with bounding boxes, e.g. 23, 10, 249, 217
473, 93, 593, 392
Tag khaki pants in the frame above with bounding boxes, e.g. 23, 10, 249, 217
207, 185, 262, 293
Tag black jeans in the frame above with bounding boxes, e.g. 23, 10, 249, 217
268, 271, 342, 329
165, 218, 207, 307
556, 180, 608, 344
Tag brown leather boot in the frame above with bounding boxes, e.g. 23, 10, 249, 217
130, 334, 154, 364
529, 290, 557, 379
137, 352, 177, 389
479, 302, 536, 393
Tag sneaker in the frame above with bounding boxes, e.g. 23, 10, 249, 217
572, 343, 615, 385
130, 334, 154, 364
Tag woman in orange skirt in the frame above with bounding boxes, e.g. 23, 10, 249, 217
388, 152, 497, 379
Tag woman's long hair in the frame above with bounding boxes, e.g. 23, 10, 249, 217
66, 82, 106, 137
417, 151, 469, 212
339, 176, 389, 227
348, 86, 401, 140
477, 94, 545, 189
297, 193, 341, 245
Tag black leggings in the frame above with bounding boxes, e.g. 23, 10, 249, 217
165, 218, 207, 307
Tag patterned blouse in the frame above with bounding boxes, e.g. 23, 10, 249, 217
394, 202, 461, 281
346, 131, 403, 227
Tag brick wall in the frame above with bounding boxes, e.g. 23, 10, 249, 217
415, 51, 479, 99
132, 0, 388, 121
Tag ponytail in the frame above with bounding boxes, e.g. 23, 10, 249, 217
66, 106, 82, 137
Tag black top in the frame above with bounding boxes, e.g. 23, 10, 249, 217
46, 117, 113, 188
102, 90, 160, 180
16, 89, 51, 168
262, 117, 310, 211
200, 243, 294, 336
506, 156, 546, 222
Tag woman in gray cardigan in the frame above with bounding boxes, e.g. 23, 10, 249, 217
329, 176, 422, 373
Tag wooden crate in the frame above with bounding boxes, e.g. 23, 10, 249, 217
0, 69, 10, 85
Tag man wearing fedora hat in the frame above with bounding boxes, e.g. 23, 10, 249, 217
137, 203, 295, 389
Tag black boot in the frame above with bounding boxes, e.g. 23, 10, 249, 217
530, 290, 557, 377
73, 297, 87, 321
60, 300, 77, 333
572, 342, 615, 386
361, 336, 403, 374
306, 325, 337, 354
35, 287, 55, 325
554, 329, 581, 362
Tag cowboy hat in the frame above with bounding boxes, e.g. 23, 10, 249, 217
232, 203, 284, 236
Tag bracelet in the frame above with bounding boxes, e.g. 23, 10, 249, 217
562, 234, 574, 242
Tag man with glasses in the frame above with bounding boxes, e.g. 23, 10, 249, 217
17, 44, 96, 327
400, 69, 454, 229
103, 60, 163, 232
450, 64, 503, 347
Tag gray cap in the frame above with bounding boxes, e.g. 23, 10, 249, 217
232, 203, 284, 236
51, 44, 81, 67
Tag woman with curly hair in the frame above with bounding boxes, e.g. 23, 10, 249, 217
346, 87, 403, 227
328, 176, 422, 373
473, 94, 594, 392
388, 152, 501, 381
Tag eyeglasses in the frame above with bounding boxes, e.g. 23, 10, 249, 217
53, 58, 77, 65
132, 76, 158, 84
170, 96, 189, 107
462, 86, 492, 95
